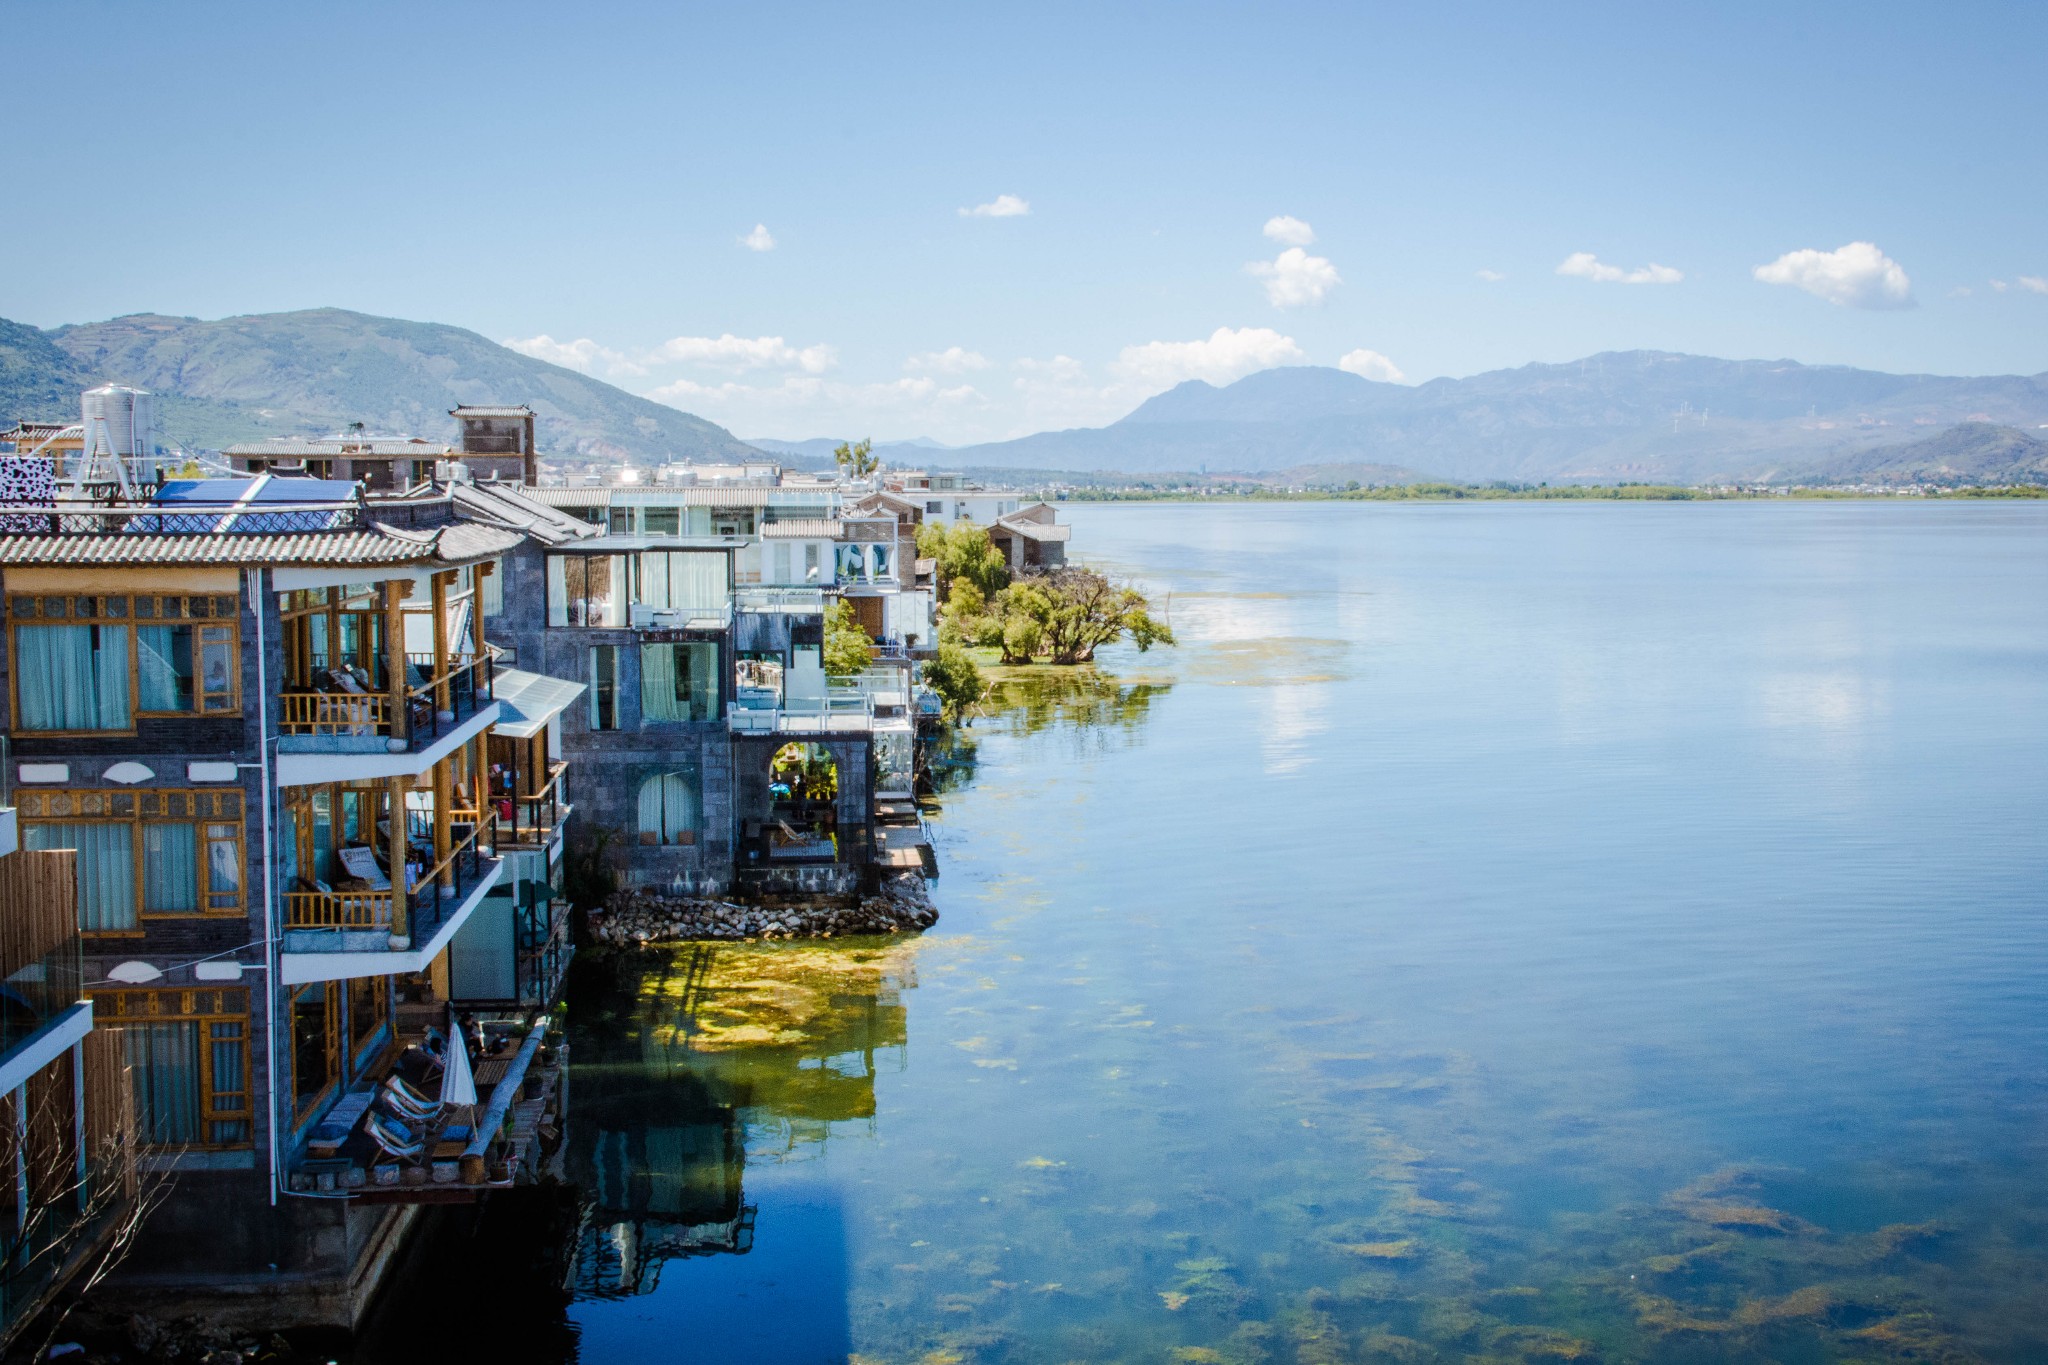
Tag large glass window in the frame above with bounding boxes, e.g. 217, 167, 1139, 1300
640, 642, 720, 723
291, 982, 338, 1124
349, 974, 389, 1061
641, 507, 680, 536
547, 555, 626, 627
9, 592, 238, 729
634, 551, 728, 613
589, 644, 619, 729
95, 987, 250, 1149
18, 788, 245, 932
636, 768, 700, 846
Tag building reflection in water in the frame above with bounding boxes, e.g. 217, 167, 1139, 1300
563, 937, 915, 1297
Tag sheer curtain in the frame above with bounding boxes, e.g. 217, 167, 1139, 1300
27, 822, 137, 930
641, 644, 682, 722
126, 1021, 202, 1145
674, 553, 727, 612
637, 553, 672, 610
137, 625, 192, 710
686, 643, 719, 721
143, 822, 199, 913
15, 624, 131, 729
637, 771, 698, 844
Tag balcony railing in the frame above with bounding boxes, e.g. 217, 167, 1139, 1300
726, 691, 876, 735
497, 763, 569, 846
733, 587, 824, 614
284, 814, 498, 936
278, 692, 391, 738
406, 652, 495, 747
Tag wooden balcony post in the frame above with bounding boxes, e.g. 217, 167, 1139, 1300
434, 757, 454, 893
431, 570, 452, 717
388, 774, 410, 949
385, 578, 411, 746
473, 563, 491, 668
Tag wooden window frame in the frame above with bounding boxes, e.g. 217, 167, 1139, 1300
288, 982, 342, 1128
6, 592, 240, 734
16, 787, 246, 933
91, 987, 253, 1151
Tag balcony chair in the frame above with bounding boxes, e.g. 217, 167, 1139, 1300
364, 1110, 426, 1163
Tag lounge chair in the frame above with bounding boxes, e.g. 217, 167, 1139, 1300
381, 1075, 441, 1123
365, 1110, 425, 1162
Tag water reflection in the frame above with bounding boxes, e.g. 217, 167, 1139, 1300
925, 668, 1171, 797
562, 939, 915, 1299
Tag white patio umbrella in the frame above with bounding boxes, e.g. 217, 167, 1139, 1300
441, 1006, 478, 1109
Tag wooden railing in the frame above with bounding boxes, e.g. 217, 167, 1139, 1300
498, 762, 569, 844
278, 691, 391, 737
284, 886, 395, 930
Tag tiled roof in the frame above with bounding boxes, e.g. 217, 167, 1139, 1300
449, 405, 534, 418
0, 523, 524, 568
450, 482, 595, 545
993, 517, 1070, 542
223, 438, 455, 458
525, 486, 836, 509
762, 519, 841, 539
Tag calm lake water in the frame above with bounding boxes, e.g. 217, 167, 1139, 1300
389, 501, 2048, 1363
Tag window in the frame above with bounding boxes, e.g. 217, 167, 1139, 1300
481, 563, 504, 618
926, 501, 942, 515
18, 788, 245, 932
641, 507, 680, 536
772, 542, 793, 585
641, 642, 719, 722
547, 555, 625, 627
589, 644, 619, 729
94, 988, 250, 1149
349, 974, 389, 1060
836, 545, 865, 582
804, 543, 822, 581
872, 544, 893, 580
634, 551, 728, 613
9, 592, 239, 730
290, 982, 339, 1124
637, 768, 700, 846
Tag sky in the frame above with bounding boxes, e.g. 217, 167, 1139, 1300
3, 0, 2046, 445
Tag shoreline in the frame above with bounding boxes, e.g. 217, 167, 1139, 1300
589, 872, 940, 946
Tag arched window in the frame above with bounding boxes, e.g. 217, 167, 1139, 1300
637, 770, 699, 846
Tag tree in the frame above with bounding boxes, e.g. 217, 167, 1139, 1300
916, 519, 1010, 601
823, 598, 875, 680
983, 567, 1174, 665
832, 438, 879, 479
920, 631, 986, 722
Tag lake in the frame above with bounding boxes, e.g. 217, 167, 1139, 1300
390, 501, 2048, 1363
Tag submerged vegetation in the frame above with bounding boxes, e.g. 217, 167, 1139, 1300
1059, 480, 2048, 501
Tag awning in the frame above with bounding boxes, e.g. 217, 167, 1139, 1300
492, 667, 587, 739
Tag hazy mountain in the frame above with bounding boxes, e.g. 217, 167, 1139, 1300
0, 315, 98, 426
5, 308, 757, 461
744, 436, 954, 468
1800, 422, 2048, 486
943, 354, 2048, 482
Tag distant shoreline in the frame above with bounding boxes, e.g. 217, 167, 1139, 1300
1054, 482, 2048, 503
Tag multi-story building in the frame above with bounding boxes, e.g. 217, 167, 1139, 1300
0, 469, 576, 1328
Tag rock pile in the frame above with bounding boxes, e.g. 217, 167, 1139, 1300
590, 873, 937, 945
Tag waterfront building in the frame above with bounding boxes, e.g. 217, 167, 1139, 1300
0, 466, 574, 1328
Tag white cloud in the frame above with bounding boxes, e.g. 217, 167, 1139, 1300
960, 194, 1030, 218
1751, 241, 1913, 309
1262, 215, 1316, 247
651, 333, 837, 374
904, 347, 991, 375
1991, 279, 2010, 293
1556, 252, 1683, 285
1247, 247, 1342, 308
2020, 276, 2048, 295
1338, 348, 1407, 383
739, 223, 775, 252
502, 334, 646, 378
1476, 269, 1506, 282
1113, 326, 1307, 387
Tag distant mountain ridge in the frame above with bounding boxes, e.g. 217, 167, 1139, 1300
3, 308, 757, 461
943, 353, 2048, 483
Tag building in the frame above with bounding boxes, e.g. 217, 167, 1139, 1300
986, 502, 1071, 573
222, 436, 459, 490
0, 468, 575, 1329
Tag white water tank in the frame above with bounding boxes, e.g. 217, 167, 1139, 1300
81, 385, 156, 457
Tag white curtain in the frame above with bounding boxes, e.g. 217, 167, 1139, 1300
641, 644, 683, 722
137, 625, 190, 710
144, 821, 200, 913
672, 553, 727, 611
27, 822, 137, 931
637, 771, 698, 845
637, 552, 672, 610
15, 624, 130, 729
685, 643, 719, 721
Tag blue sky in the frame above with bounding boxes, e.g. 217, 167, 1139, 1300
4, 1, 2045, 443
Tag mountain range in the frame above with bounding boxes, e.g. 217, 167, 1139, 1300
1, 308, 755, 461
939, 354, 2048, 484
6, 308, 2048, 485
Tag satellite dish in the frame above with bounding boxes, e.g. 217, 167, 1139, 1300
108, 961, 163, 984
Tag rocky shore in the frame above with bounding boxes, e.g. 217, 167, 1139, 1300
589, 872, 938, 945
